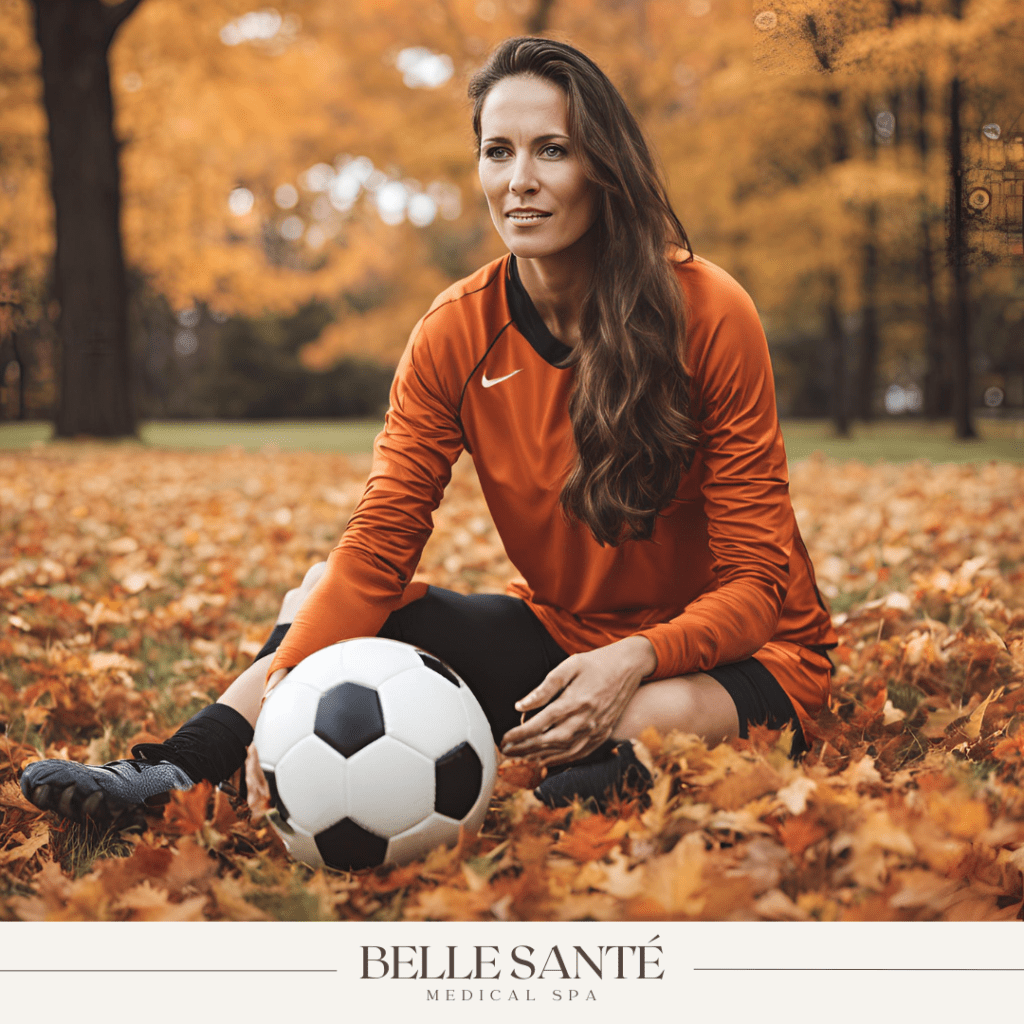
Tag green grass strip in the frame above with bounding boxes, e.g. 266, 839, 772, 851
1, 417, 1022, 463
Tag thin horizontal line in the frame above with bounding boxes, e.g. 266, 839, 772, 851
0, 969, 336, 974
694, 968, 1024, 972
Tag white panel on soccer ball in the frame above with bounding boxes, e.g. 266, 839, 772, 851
275, 734, 349, 835
278, 828, 324, 869
347, 735, 434, 837
253, 678, 321, 767
459, 688, 498, 830
378, 665, 468, 759
286, 642, 348, 695
337, 637, 424, 690
461, 787, 490, 835
385, 811, 462, 866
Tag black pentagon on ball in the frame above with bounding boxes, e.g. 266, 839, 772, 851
315, 817, 389, 871
264, 769, 290, 822
435, 742, 482, 820
314, 681, 385, 757
417, 651, 461, 687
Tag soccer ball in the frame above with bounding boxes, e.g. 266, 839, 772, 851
253, 637, 497, 871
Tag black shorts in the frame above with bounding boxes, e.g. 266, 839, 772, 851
258, 585, 806, 755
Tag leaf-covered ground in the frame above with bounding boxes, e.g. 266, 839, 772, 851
1, 446, 1022, 921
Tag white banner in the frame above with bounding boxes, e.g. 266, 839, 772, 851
1, 921, 1022, 1023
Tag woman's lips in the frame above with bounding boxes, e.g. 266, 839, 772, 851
506, 209, 552, 224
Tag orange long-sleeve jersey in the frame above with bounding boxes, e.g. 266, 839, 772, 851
269, 251, 838, 724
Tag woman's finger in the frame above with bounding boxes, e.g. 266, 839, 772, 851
532, 730, 595, 768
500, 706, 562, 751
502, 685, 585, 747
501, 706, 591, 758
535, 724, 613, 768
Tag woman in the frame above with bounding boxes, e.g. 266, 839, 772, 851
22, 37, 836, 828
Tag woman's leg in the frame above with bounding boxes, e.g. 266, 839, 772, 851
215, 655, 274, 728
611, 672, 741, 746
223, 582, 567, 745
376, 586, 570, 744
536, 658, 806, 809
217, 561, 329, 727
532, 678, 737, 812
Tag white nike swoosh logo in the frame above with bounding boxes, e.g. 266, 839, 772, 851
481, 369, 523, 388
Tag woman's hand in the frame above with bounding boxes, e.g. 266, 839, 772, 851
499, 636, 657, 767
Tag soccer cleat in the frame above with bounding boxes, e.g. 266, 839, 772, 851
20, 756, 194, 830
533, 740, 652, 812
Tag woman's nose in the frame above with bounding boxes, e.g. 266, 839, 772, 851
508, 155, 538, 195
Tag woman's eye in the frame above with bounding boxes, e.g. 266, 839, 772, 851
542, 145, 566, 157
485, 146, 511, 159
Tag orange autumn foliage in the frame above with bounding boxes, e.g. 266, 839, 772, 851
1, 447, 1023, 921
4, 0, 1021, 378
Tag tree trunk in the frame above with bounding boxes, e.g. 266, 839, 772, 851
823, 89, 850, 436
0, 273, 20, 418
826, 271, 850, 437
920, 212, 949, 417
2, 337, 28, 421
855, 201, 881, 420
16, 334, 27, 420
916, 74, 949, 419
855, 97, 881, 421
32, 0, 143, 438
947, 74, 976, 439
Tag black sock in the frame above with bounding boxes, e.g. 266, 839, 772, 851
534, 740, 652, 811
131, 704, 254, 785
253, 622, 290, 663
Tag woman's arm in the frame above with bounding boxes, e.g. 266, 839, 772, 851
266, 315, 465, 689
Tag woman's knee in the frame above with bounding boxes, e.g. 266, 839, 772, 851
614, 673, 740, 746
278, 561, 328, 622
300, 560, 328, 594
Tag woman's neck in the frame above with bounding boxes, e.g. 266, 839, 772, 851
516, 233, 595, 348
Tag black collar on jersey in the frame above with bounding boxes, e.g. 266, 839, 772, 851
505, 254, 574, 368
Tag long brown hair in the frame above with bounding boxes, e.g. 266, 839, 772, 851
469, 37, 698, 546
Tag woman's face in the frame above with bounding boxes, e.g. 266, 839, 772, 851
478, 75, 599, 261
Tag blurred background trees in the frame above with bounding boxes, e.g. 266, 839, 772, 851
0, 0, 1022, 436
